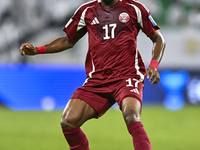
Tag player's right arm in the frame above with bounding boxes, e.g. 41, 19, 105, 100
20, 1, 93, 56
19, 36, 75, 56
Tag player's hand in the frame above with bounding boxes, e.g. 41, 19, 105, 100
146, 67, 160, 85
19, 43, 37, 56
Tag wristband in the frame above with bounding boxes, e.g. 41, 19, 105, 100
36, 46, 46, 54
148, 59, 159, 70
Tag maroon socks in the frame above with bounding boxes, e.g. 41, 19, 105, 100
62, 122, 151, 150
128, 122, 152, 150
62, 127, 90, 150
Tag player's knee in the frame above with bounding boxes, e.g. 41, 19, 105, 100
122, 98, 142, 126
60, 115, 79, 129
123, 111, 141, 126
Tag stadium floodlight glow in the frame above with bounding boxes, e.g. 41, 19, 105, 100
160, 71, 189, 111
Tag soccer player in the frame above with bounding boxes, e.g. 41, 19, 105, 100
20, 0, 166, 150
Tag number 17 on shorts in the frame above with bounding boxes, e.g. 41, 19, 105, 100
126, 78, 141, 95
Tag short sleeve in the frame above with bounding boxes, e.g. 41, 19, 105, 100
138, 3, 160, 37
63, 6, 87, 42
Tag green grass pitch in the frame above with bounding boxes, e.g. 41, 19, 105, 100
0, 106, 200, 150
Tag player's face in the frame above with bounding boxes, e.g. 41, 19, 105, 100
102, 0, 115, 5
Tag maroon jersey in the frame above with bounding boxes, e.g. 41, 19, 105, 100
63, 0, 160, 83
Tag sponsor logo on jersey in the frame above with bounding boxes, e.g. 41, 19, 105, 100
119, 12, 130, 23
91, 17, 100, 25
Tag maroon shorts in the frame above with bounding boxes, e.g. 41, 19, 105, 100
71, 77, 144, 117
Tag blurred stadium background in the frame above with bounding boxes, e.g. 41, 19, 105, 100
0, 0, 200, 149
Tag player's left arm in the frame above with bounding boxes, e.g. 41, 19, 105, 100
146, 30, 166, 85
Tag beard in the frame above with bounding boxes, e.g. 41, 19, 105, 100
102, 0, 115, 5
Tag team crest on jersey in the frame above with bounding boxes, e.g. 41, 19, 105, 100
119, 12, 130, 23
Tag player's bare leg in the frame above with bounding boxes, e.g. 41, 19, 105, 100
61, 99, 96, 150
122, 97, 152, 150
